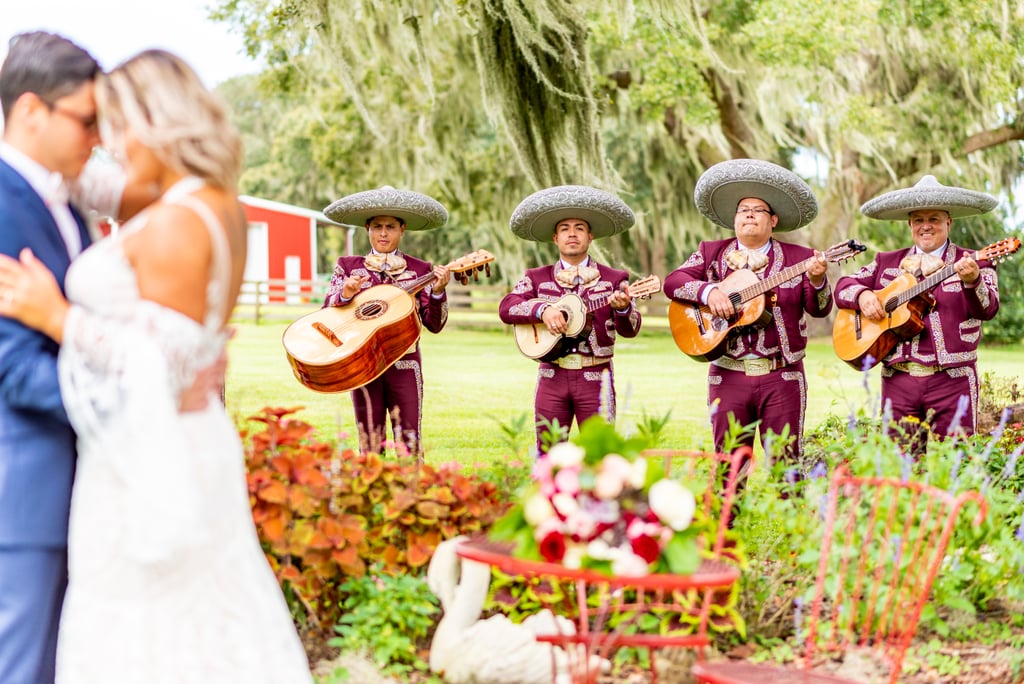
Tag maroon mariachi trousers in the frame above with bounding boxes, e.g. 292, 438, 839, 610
881, 364, 978, 438
707, 360, 806, 464
534, 361, 615, 455
350, 348, 424, 457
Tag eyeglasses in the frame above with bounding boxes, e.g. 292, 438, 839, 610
48, 104, 99, 135
735, 205, 773, 216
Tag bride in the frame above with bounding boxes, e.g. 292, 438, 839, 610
0, 50, 312, 683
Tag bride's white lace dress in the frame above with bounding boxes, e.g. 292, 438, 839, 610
54, 179, 313, 683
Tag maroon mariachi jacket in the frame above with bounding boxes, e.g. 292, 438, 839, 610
834, 244, 999, 369
498, 262, 641, 358
664, 238, 833, 364
322, 252, 448, 342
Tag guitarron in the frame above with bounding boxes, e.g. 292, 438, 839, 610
669, 240, 867, 361
512, 275, 661, 359
283, 249, 494, 393
832, 237, 1020, 370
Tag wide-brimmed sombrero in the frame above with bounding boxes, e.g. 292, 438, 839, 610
323, 186, 448, 231
694, 159, 818, 232
509, 185, 635, 241
860, 175, 998, 220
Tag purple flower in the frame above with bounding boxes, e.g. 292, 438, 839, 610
784, 468, 798, 485
1015, 521, 1024, 544
809, 462, 828, 480
946, 394, 970, 437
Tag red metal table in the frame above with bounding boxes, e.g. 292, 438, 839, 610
457, 537, 741, 684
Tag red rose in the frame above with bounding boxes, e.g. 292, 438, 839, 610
630, 534, 661, 564
538, 529, 567, 563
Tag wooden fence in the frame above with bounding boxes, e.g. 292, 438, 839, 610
233, 279, 674, 328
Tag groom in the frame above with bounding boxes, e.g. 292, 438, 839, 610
0, 32, 101, 684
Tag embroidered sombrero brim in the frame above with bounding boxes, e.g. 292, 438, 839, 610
323, 186, 448, 231
694, 159, 818, 232
860, 175, 998, 220
510, 185, 635, 241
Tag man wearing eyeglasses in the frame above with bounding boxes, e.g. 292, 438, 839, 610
663, 159, 831, 468
0, 31, 103, 684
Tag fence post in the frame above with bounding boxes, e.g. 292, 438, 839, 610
254, 281, 263, 325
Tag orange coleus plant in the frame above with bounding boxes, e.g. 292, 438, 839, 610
243, 406, 510, 628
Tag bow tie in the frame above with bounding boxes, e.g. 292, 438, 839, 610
364, 252, 408, 276
555, 263, 600, 289
725, 248, 769, 273
43, 172, 70, 207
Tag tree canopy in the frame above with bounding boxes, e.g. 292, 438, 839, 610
212, 0, 1024, 287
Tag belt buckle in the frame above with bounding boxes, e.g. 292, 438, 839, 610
743, 358, 772, 377
559, 354, 583, 370
906, 362, 935, 377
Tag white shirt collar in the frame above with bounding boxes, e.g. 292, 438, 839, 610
559, 256, 590, 269
0, 142, 63, 204
914, 241, 948, 259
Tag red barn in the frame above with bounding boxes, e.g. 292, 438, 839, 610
240, 195, 352, 303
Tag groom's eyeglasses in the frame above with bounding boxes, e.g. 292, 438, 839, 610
46, 102, 99, 136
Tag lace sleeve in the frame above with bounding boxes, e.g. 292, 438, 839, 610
57, 301, 225, 564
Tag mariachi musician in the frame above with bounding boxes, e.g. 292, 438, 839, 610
835, 175, 1000, 443
663, 159, 831, 466
498, 185, 641, 455
322, 186, 450, 458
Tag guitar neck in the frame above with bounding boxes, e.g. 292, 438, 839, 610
396, 257, 463, 296
734, 256, 819, 303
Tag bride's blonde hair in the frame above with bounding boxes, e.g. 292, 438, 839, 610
96, 49, 242, 190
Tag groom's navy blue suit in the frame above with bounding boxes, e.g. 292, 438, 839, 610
0, 158, 92, 684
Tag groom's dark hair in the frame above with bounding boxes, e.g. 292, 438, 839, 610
0, 31, 100, 119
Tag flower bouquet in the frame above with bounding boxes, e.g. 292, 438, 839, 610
490, 417, 706, 577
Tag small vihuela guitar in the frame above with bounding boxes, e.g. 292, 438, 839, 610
283, 249, 494, 393
832, 237, 1020, 370
668, 240, 867, 362
512, 275, 661, 359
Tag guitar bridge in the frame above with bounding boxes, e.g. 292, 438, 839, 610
312, 322, 343, 347
692, 304, 707, 334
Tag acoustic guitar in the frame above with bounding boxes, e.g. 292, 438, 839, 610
512, 275, 661, 359
668, 240, 867, 362
832, 237, 1021, 371
283, 249, 494, 393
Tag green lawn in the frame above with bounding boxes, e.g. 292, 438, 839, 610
226, 314, 1023, 464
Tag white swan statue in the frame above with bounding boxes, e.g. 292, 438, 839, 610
427, 535, 593, 684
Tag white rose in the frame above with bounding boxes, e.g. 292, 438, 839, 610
586, 538, 614, 560
551, 492, 580, 517
547, 442, 585, 468
629, 458, 648, 489
562, 543, 586, 569
523, 493, 556, 526
612, 550, 651, 577
648, 479, 696, 531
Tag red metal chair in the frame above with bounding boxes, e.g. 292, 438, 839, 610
692, 463, 988, 684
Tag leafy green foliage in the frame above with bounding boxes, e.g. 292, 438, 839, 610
328, 572, 439, 677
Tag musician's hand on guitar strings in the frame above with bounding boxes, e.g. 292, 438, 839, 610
707, 287, 735, 319
954, 256, 979, 285
857, 290, 886, 321
541, 304, 568, 335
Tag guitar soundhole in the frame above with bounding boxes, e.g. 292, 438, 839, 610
355, 300, 388, 320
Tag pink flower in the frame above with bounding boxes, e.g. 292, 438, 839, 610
564, 508, 598, 541
594, 454, 631, 499
553, 466, 581, 496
